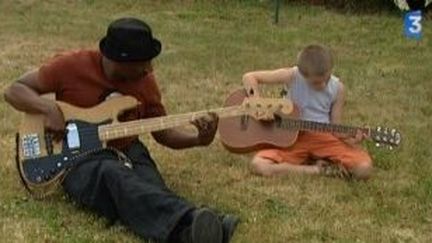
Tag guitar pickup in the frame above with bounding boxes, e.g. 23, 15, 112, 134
22, 134, 41, 159
66, 123, 81, 150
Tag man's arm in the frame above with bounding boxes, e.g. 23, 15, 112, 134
151, 129, 200, 149
138, 74, 219, 150
242, 68, 296, 97
4, 70, 66, 139
151, 113, 218, 149
4, 70, 56, 114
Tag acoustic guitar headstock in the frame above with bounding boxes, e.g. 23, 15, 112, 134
241, 98, 293, 120
370, 126, 402, 150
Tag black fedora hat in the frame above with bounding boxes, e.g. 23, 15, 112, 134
99, 17, 162, 62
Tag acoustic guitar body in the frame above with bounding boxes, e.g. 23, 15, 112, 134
219, 89, 299, 153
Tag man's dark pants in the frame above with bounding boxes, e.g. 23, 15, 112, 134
62, 140, 194, 242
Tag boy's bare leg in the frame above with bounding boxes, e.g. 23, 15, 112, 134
348, 163, 372, 180
250, 156, 321, 177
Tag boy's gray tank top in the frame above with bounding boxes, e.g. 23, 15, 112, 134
284, 66, 341, 123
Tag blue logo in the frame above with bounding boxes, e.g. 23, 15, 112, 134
404, 10, 422, 40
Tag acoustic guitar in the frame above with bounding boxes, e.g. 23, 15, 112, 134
16, 90, 292, 197
218, 89, 402, 153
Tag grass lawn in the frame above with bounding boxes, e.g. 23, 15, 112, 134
1, 0, 432, 242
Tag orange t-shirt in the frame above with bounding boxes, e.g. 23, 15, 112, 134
38, 50, 166, 150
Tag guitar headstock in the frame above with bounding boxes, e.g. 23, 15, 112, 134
370, 126, 402, 150
241, 98, 293, 119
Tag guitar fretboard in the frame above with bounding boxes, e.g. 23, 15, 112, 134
280, 118, 366, 136
98, 105, 244, 141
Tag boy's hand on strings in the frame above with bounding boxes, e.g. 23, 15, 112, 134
343, 129, 369, 147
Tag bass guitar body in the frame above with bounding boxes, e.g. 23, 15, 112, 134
219, 89, 299, 153
17, 96, 138, 196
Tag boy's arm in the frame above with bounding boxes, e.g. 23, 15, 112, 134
330, 82, 345, 124
331, 82, 366, 145
242, 68, 295, 97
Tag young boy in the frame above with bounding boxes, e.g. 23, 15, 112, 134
242, 44, 372, 180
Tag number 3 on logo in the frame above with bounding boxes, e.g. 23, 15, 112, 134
404, 10, 422, 40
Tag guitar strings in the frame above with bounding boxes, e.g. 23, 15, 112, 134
103, 105, 241, 130
99, 106, 244, 140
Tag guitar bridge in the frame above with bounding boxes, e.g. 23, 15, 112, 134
22, 134, 41, 159
240, 115, 249, 130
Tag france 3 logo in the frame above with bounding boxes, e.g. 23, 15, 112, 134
404, 10, 423, 40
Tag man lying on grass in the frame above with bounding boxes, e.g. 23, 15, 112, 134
4, 17, 238, 243
242, 44, 372, 180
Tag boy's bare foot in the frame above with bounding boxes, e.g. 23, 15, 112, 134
317, 160, 352, 179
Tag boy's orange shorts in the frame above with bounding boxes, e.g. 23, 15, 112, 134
256, 132, 372, 169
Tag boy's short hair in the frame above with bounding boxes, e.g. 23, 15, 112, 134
297, 44, 333, 76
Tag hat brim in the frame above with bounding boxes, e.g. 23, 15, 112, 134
99, 37, 162, 62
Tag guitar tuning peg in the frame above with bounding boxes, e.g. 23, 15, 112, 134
375, 143, 381, 148
388, 146, 393, 151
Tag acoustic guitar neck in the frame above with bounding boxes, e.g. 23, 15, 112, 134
98, 105, 244, 141
280, 118, 369, 136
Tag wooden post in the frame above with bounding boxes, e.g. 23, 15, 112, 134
274, 0, 281, 24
